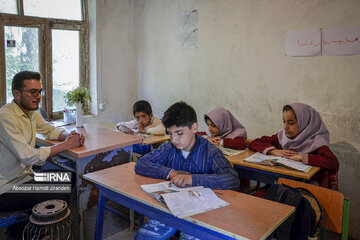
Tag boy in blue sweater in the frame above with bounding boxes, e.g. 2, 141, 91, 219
135, 101, 239, 190
134, 102, 239, 240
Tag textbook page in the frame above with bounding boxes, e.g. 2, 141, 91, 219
217, 146, 246, 156
244, 152, 311, 172
244, 152, 279, 166
141, 181, 204, 204
160, 188, 229, 218
201, 135, 245, 156
276, 157, 311, 172
244, 152, 280, 163
141, 181, 203, 193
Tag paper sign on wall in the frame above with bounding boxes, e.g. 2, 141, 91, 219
176, 10, 198, 49
285, 26, 360, 56
322, 26, 360, 56
285, 29, 321, 57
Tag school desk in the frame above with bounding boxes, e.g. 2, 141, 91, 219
141, 134, 170, 145
35, 122, 143, 240
226, 150, 321, 184
83, 162, 295, 240
86, 121, 170, 145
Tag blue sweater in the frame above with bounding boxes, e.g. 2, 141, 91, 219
135, 135, 240, 191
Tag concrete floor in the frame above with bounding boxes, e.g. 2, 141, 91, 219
0, 175, 353, 240
83, 200, 136, 240
0, 204, 350, 240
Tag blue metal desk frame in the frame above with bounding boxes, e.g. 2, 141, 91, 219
94, 185, 240, 240
234, 164, 314, 185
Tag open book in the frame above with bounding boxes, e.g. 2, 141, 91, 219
114, 125, 151, 138
141, 181, 229, 218
217, 146, 246, 157
201, 135, 245, 156
244, 152, 311, 172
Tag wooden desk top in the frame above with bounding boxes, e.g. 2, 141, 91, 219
36, 122, 142, 159
85, 121, 170, 145
141, 134, 170, 145
84, 162, 294, 240
227, 150, 321, 180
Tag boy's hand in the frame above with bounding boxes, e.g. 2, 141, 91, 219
169, 170, 191, 180
117, 125, 135, 135
169, 174, 192, 188
135, 123, 147, 134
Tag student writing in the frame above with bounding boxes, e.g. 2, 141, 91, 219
198, 107, 247, 150
249, 103, 339, 189
116, 100, 165, 135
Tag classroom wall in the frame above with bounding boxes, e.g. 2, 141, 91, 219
92, 1, 360, 238
132, 0, 360, 151
89, 0, 138, 123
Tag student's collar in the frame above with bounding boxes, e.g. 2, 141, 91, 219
191, 134, 202, 152
10, 100, 35, 119
149, 116, 154, 125
176, 134, 201, 156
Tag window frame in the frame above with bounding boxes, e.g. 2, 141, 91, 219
0, 0, 89, 119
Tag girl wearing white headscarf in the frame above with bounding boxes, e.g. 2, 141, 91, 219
200, 107, 247, 150
249, 103, 339, 189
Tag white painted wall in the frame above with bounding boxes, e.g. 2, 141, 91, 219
92, 1, 360, 237
91, 0, 360, 149
133, 0, 360, 150
89, 0, 137, 123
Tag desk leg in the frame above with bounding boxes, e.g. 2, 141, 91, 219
76, 146, 133, 240
94, 189, 106, 240
129, 209, 135, 231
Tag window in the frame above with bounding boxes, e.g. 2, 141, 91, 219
5, 26, 40, 103
52, 29, 80, 112
24, 0, 82, 20
0, 0, 17, 15
0, 0, 89, 119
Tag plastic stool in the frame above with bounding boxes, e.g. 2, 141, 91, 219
133, 144, 152, 155
134, 219, 177, 240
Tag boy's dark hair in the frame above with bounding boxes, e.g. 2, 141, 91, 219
283, 105, 294, 112
162, 101, 197, 129
133, 100, 152, 116
12, 71, 41, 92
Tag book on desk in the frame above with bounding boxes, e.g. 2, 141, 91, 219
201, 135, 245, 156
217, 145, 246, 157
244, 152, 312, 172
141, 181, 229, 218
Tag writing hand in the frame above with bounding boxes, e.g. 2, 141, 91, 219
117, 125, 135, 135
208, 137, 221, 146
169, 174, 192, 188
135, 123, 146, 134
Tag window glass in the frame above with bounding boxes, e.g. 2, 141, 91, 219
52, 29, 80, 112
0, 0, 17, 14
5, 26, 40, 103
24, 0, 82, 20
